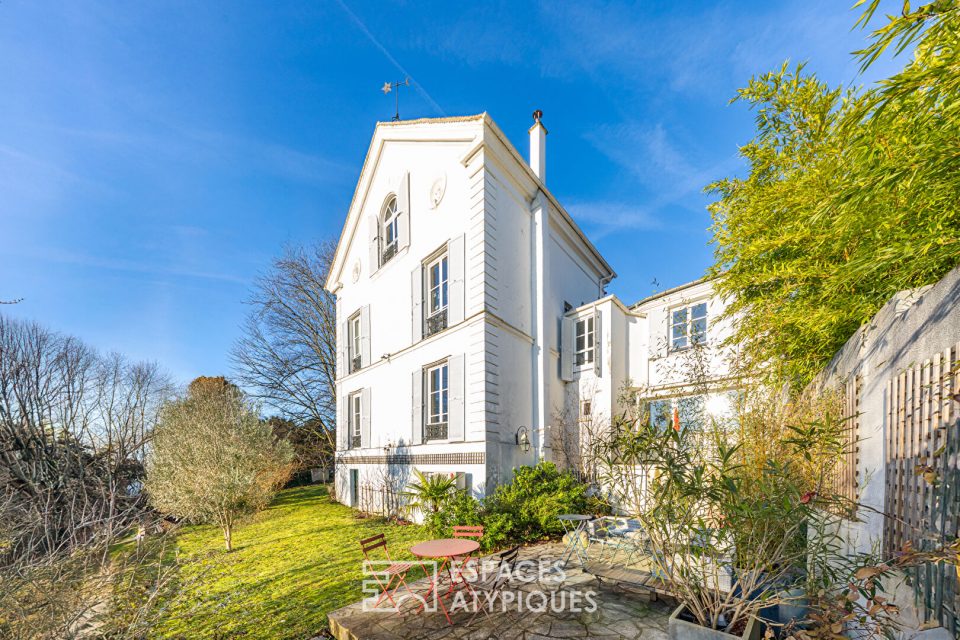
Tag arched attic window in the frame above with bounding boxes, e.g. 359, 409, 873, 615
381, 196, 399, 263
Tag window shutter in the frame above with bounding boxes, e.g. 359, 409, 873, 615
368, 215, 379, 274
336, 320, 347, 379
360, 387, 371, 448
397, 172, 410, 251
411, 265, 423, 343
560, 315, 574, 382
447, 234, 465, 325
448, 354, 465, 441
360, 305, 371, 368
593, 309, 602, 378
411, 370, 423, 445
336, 394, 347, 450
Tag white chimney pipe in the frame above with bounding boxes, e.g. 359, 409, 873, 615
529, 109, 547, 183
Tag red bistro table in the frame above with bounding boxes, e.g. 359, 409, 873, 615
410, 538, 480, 624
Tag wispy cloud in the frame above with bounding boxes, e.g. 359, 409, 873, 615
11, 247, 249, 285
566, 200, 663, 240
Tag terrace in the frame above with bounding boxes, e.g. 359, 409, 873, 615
328, 542, 674, 640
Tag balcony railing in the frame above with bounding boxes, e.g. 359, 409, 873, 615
424, 422, 448, 441
424, 309, 447, 337
350, 435, 361, 449
381, 243, 397, 265
351, 355, 361, 373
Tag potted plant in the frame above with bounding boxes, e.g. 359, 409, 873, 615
596, 413, 819, 639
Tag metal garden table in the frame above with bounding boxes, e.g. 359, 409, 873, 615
410, 538, 480, 625
557, 514, 592, 568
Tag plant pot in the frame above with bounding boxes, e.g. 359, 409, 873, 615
774, 587, 808, 626
669, 604, 763, 640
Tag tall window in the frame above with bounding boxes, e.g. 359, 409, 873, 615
348, 313, 361, 373
381, 196, 399, 264
671, 302, 708, 350
348, 391, 362, 449
424, 253, 448, 336
425, 362, 448, 440
575, 316, 595, 366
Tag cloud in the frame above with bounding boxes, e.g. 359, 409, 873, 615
9, 246, 249, 285
566, 200, 662, 240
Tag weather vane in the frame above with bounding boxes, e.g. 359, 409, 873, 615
381, 77, 410, 121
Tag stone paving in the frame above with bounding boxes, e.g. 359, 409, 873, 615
328, 542, 674, 640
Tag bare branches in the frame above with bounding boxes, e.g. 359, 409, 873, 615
232, 240, 338, 459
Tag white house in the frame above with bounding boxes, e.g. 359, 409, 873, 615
324, 112, 736, 511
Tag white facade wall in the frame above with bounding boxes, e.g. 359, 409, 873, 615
327, 114, 619, 512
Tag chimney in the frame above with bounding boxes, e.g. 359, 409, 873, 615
529, 109, 547, 183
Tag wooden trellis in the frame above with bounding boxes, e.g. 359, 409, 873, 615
884, 341, 960, 633
829, 375, 861, 506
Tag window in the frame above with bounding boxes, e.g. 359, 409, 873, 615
348, 392, 362, 449
581, 400, 592, 417
381, 196, 399, 264
424, 253, 448, 336
575, 316, 595, 366
348, 313, 361, 373
670, 302, 708, 350
424, 362, 448, 440
644, 395, 712, 432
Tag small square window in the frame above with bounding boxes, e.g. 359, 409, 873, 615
670, 302, 708, 350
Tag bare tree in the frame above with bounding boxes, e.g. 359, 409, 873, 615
231, 241, 338, 472
0, 313, 173, 638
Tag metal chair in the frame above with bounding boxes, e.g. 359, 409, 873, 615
358, 533, 417, 610
450, 525, 484, 583
468, 545, 521, 625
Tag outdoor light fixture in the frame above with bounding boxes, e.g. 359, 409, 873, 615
515, 426, 531, 453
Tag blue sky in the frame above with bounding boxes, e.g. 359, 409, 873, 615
0, 1, 906, 383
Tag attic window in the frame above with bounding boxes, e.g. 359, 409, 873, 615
381, 196, 399, 264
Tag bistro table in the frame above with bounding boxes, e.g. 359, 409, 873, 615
410, 538, 481, 625
557, 514, 592, 569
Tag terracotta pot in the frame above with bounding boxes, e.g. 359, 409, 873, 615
668, 604, 763, 640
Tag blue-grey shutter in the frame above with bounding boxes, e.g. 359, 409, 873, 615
447, 234, 465, 325
397, 172, 410, 252
593, 309, 602, 377
336, 394, 347, 450
360, 387, 371, 449
368, 215, 379, 274
411, 265, 423, 343
561, 316, 574, 382
447, 355, 464, 441
360, 305, 371, 368
336, 320, 347, 379
411, 370, 423, 445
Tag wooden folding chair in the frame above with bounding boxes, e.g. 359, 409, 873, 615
359, 533, 416, 610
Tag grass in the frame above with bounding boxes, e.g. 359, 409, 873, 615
152, 485, 425, 639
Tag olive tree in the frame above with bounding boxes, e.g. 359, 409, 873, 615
145, 381, 294, 551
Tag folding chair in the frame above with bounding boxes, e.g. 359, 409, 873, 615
451, 525, 484, 581
468, 545, 521, 625
359, 533, 417, 610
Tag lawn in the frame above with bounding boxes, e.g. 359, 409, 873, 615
153, 484, 425, 639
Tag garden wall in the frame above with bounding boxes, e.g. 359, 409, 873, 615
814, 264, 960, 635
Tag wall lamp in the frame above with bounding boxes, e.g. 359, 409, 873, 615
515, 426, 531, 453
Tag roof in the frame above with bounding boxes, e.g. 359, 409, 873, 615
630, 276, 715, 310
324, 112, 615, 291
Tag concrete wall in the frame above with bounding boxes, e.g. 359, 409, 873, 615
816, 264, 960, 556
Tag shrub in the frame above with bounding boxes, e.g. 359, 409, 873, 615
482, 462, 588, 549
